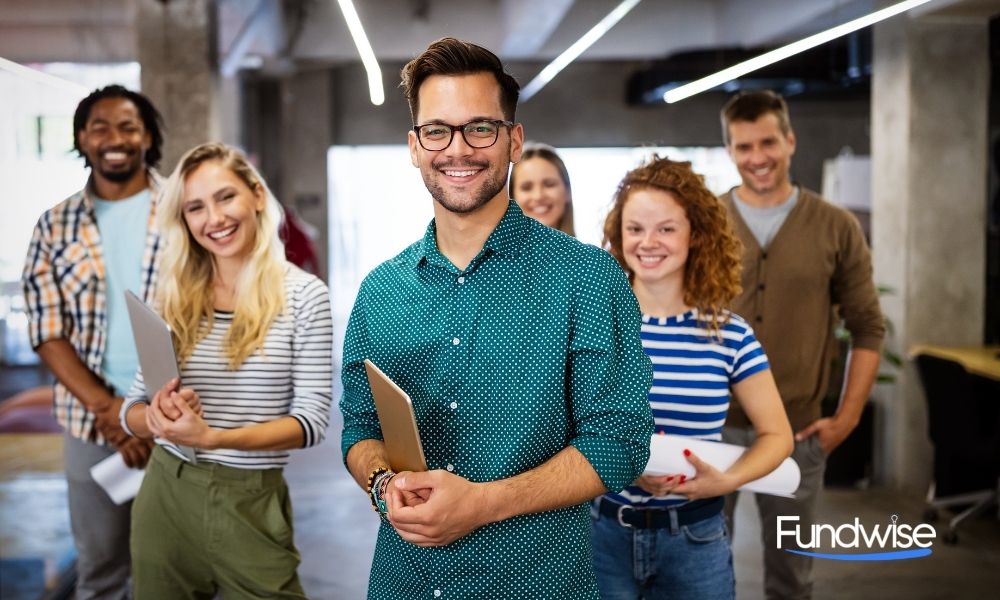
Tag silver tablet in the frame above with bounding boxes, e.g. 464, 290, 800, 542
124, 290, 197, 463
364, 359, 428, 473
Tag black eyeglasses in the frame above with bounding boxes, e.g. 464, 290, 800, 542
413, 119, 514, 151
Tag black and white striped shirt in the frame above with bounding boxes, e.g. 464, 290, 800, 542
122, 266, 333, 469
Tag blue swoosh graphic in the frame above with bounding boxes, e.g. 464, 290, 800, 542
784, 548, 932, 561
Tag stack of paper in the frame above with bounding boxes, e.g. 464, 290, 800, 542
644, 435, 801, 498
90, 453, 145, 505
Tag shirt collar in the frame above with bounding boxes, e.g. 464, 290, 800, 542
415, 199, 531, 270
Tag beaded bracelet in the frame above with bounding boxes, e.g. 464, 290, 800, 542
367, 466, 397, 520
375, 470, 395, 500
366, 466, 390, 515
371, 470, 395, 517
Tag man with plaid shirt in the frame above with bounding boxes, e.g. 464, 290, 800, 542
22, 85, 166, 599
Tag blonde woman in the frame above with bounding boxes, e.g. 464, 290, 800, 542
120, 142, 332, 599
509, 143, 575, 236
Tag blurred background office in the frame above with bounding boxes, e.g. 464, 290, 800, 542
1, 1, 998, 598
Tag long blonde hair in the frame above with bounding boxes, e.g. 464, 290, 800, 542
156, 142, 287, 369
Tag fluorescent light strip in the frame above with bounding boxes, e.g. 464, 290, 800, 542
336, 0, 384, 106
0, 57, 89, 96
664, 0, 933, 104
521, 0, 642, 102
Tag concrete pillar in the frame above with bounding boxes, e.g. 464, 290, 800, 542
136, 0, 220, 173
871, 15, 989, 491
279, 69, 332, 281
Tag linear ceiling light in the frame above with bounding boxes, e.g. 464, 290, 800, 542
0, 57, 89, 96
664, 0, 933, 104
336, 0, 384, 106
521, 0, 642, 102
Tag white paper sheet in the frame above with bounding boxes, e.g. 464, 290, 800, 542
90, 452, 145, 505
644, 435, 800, 498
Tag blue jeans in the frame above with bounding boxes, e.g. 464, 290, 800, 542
591, 503, 735, 600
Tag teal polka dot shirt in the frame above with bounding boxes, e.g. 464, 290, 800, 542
340, 200, 654, 599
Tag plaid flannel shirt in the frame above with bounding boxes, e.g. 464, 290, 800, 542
22, 171, 163, 443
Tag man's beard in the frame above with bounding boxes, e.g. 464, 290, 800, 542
99, 164, 142, 183
422, 159, 509, 215
94, 149, 144, 183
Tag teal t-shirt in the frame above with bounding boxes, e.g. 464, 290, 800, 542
93, 189, 151, 395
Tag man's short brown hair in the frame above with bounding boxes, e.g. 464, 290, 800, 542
400, 37, 520, 124
720, 90, 792, 146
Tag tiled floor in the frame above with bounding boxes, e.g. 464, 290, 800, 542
287, 409, 1000, 599
0, 434, 73, 600
3, 366, 999, 599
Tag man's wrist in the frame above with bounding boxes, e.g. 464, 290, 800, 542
478, 480, 506, 524
90, 394, 121, 416
832, 410, 861, 432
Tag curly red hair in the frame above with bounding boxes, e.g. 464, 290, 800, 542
603, 155, 743, 334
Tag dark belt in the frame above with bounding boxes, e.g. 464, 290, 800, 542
598, 496, 724, 529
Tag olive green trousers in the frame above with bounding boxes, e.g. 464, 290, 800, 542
131, 446, 306, 599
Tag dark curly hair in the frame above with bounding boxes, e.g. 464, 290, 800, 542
73, 84, 165, 169
603, 155, 743, 334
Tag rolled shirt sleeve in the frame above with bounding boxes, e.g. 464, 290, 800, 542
567, 248, 654, 493
288, 277, 334, 448
119, 369, 149, 437
339, 279, 383, 463
22, 213, 65, 348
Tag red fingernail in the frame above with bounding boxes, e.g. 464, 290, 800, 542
683, 449, 691, 457
680, 475, 687, 483
666, 476, 673, 481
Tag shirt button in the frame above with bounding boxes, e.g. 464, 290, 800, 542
449, 401, 458, 410
758, 283, 765, 291
434, 591, 442, 598
457, 276, 465, 284
452, 337, 460, 345
446, 464, 454, 472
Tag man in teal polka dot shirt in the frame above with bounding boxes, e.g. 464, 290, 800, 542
340, 38, 654, 599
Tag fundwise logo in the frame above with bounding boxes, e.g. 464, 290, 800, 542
777, 514, 936, 561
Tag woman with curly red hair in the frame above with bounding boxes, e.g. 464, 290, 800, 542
593, 156, 792, 599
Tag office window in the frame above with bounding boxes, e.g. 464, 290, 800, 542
326, 145, 739, 363
0, 62, 139, 364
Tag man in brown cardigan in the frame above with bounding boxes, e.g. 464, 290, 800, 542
719, 91, 885, 599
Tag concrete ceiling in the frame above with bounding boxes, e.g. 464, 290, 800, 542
1, 0, 998, 69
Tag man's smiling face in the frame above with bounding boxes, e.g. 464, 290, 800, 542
408, 72, 523, 215
76, 97, 151, 184
726, 112, 796, 198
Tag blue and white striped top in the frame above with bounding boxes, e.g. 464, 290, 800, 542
605, 309, 769, 508
121, 266, 333, 470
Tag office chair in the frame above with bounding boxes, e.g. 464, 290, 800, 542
915, 353, 1000, 544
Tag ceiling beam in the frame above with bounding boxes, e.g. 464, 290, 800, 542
500, 0, 574, 59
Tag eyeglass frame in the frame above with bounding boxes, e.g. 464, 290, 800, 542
412, 119, 515, 151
